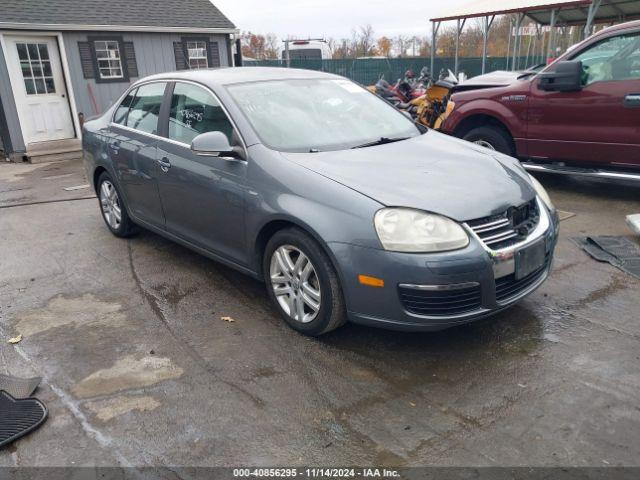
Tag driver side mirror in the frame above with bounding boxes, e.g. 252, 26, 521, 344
190, 131, 243, 160
538, 61, 583, 92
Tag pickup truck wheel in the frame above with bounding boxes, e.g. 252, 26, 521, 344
463, 126, 514, 156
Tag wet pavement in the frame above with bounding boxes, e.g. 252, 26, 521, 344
0, 160, 639, 467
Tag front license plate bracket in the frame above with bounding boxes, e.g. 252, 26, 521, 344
515, 241, 546, 280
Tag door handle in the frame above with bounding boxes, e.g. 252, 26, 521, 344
157, 157, 171, 172
624, 94, 640, 107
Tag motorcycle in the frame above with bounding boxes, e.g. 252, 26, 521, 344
368, 68, 459, 129
410, 68, 458, 129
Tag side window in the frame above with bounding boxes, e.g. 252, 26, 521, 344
168, 83, 234, 145
125, 82, 166, 135
572, 32, 640, 84
113, 88, 137, 125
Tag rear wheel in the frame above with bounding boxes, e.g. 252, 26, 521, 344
264, 228, 347, 336
463, 125, 514, 156
97, 172, 137, 237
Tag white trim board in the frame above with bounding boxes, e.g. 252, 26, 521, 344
0, 23, 239, 34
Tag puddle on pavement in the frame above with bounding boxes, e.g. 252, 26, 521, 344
12, 293, 126, 337
85, 395, 161, 421
72, 354, 184, 398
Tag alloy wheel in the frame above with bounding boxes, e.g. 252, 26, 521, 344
100, 180, 122, 230
269, 245, 322, 323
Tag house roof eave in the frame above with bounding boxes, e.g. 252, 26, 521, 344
0, 23, 239, 34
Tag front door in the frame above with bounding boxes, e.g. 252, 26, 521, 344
527, 30, 640, 166
155, 81, 247, 264
4, 35, 75, 145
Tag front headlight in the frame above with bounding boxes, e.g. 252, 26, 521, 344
444, 99, 456, 117
528, 174, 555, 212
374, 208, 469, 253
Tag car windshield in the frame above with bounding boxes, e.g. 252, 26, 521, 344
227, 78, 421, 152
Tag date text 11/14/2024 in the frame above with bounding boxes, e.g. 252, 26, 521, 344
233, 468, 401, 478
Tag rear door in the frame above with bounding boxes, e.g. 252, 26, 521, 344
110, 82, 167, 227
527, 30, 640, 166
155, 81, 248, 264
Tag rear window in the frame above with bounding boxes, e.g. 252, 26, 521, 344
113, 88, 136, 125
124, 82, 166, 135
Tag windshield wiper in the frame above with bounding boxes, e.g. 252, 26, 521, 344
517, 71, 537, 80
351, 137, 409, 149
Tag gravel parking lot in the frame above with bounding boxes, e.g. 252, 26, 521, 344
1, 159, 639, 467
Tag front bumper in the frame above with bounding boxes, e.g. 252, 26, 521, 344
329, 201, 559, 332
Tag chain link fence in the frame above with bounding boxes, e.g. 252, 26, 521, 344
243, 57, 533, 85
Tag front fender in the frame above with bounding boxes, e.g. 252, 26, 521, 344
245, 147, 385, 274
444, 98, 526, 140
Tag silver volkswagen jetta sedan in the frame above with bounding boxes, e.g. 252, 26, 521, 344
83, 67, 558, 336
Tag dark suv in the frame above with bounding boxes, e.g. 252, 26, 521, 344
440, 20, 640, 172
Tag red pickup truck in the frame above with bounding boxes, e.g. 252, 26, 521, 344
440, 20, 640, 175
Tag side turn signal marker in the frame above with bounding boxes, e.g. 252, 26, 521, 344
358, 275, 385, 288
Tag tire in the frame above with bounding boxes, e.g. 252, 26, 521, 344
463, 125, 514, 156
263, 228, 347, 336
97, 172, 137, 238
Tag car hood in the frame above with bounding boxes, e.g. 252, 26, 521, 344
450, 70, 524, 93
280, 131, 535, 222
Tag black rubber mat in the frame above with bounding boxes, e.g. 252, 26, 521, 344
573, 236, 640, 279
0, 390, 48, 448
0, 374, 41, 399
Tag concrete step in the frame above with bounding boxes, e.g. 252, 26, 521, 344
26, 138, 82, 164
27, 138, 81, 154
28, 149, 83, 164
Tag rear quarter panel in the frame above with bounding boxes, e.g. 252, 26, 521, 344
82, 112, 115, 191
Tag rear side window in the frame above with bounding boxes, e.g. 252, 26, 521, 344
168, 82, 234, 145
125, 82, 166, 135
113, 88, 136, 125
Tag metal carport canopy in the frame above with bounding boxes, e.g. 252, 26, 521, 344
429, 0, 640, 75
430, 0, 640, 25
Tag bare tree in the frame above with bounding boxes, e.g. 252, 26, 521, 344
394, 35, 411, 57
264, 33, 279, 59
355, 24, 376, 57
326, 38, 337, 58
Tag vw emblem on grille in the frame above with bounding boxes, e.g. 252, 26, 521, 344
508, 203, 534, 236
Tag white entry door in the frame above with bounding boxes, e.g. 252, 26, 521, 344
5, 36, 75, 145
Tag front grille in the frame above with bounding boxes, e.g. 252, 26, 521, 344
399, 284, 482, 317
467, 199, 539, 250
495, 257, 549, 303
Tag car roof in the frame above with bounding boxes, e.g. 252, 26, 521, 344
136, 67, 344, 87
593, 19, 640, 37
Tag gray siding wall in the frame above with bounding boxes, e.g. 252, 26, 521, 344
0, 42, 25, 152
62, 31, 230, 117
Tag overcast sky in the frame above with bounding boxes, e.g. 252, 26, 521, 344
213, 0, 469, 39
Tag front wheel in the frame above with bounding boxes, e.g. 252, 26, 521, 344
462, 126, 514, 156
263, 228, 347, 336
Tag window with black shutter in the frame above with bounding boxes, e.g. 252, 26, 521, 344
174, 37, 222, 70
77, 37, 139, 83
